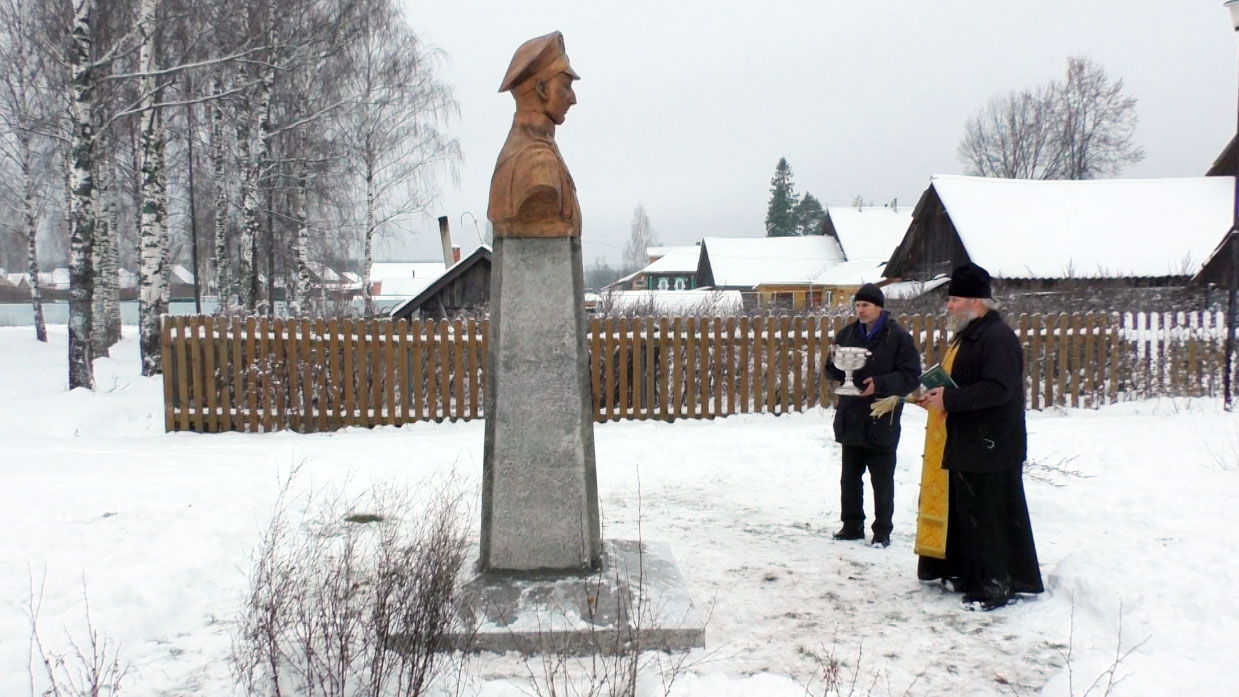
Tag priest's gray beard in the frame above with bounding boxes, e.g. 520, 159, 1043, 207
947, 310, 979, 333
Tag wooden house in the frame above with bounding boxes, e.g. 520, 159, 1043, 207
695, 235, 845, 310
389, 245, 492, 321
884, 175, 1232, 309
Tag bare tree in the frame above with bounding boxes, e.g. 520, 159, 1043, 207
622, 203, 658, 274
0, 0, 56, 342
958, 85, 1061, 179
958, 56, 1144, 181
1056, 56, 1145, 179
336, 0, 460, 316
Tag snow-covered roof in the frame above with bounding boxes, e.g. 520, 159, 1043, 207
646, 246, 686, 261
6, 272, 29, 287
882, 275, 949, 300
812, 259, 888, 286
169, 264, 194, 284
39, 268, 70, 287
930, 174, 1233, 278
305, 261, 341, 284
599, 289, 743, 314
643, 246, 701, 274
701, 236, 845, 287
826, 206, 912, 262
370, 261, 447, 298
118, 269, 138, 289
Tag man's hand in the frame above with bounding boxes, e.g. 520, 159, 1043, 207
918, 386, 946, 411
860, 377, 876, 397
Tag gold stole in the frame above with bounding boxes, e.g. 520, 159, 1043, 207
914, 340, 961, 559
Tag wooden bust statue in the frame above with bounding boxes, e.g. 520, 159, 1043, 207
487, 31, 581, 238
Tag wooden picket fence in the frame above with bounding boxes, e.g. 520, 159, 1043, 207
161, 311, 1237, 433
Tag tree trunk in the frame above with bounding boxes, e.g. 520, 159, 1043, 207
91, 150, 111, 357
22, 140, 46, 343
102, 153, 122, 347
137, 0, 168, 376
67, 0, 96, 390
210, 73, 232, 313
362, 165, 376, 316
289, 181, 311, 317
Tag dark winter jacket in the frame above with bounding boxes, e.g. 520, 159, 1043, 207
941, 310, 1027, 473
825, 312, 921, 452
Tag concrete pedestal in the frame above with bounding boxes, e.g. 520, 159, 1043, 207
481, 236, 601, 572
451, 540, 706, 655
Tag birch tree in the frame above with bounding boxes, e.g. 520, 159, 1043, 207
337, 0, 460, 315
623, 203, 657, 274
0, 0, 55, 342
134, 0, 169, 375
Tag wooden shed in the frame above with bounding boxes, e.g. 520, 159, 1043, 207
388, 245, 492, 321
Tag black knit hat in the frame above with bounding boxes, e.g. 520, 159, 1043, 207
947, 262, 992, 299
853, 283, 884, 307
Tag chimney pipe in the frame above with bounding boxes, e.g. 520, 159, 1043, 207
438, 216, 453, 267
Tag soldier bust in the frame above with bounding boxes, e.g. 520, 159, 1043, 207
487, 31, 581, 238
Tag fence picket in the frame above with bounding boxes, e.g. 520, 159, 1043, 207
438, 320, 451, 421
685, 317, 697, 419
467, 319, 480, 420
645, 317, 656, 419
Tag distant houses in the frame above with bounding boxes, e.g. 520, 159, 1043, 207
885, 174, 1231, 310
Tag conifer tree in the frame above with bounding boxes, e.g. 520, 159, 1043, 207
794, 193, 826, 235
764, 157, 799, 237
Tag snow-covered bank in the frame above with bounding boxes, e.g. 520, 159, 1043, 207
1, 326, 1237, 696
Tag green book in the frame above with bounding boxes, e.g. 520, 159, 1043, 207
920, 363, 958, 389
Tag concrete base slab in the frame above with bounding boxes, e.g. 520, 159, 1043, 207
450, 539, 705, 655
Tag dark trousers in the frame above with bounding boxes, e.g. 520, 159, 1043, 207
840, 445, 896, 538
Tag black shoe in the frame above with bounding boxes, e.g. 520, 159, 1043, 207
962, 593, 1012, 612
870, 535, 890, 548
832, 527, 864, 540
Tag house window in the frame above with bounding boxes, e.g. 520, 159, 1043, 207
657, 277, 670, 290
774, 292, 795, 308
673, 277, 687, 290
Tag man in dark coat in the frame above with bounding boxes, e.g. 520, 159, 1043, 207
825, 283, 921, 547
918, 263, 1044, 610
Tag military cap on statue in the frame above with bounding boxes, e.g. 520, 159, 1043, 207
498, 30, 581, 94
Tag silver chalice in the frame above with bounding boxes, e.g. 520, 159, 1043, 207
831, 345, 872, 397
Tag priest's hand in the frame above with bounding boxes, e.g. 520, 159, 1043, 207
919, 387, 945, 411
860, 377, 875, 397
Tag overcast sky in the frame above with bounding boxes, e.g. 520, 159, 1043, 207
383, 1, 1239, 265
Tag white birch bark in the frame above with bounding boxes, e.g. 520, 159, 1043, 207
362, 164, 376, 317
289, 182, 311, 317
91, 149, 110, 356
136, 0, 167, 376
67, 0, 96, 390
102, 155, 121, 346
21, 135, 46, 342
237, 0, 275, 313
210, 73, 231, 313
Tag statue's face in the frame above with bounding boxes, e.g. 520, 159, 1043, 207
541, 72, 577, 125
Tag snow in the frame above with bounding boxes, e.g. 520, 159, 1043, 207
930, 174, 1234, 279
825, 206, 913, 262
370, 261, 448, 299
701, 236, 845, 287
642, 246, 702, 274
812, 259, 888, 286
598, 289, 743, 314
883, 275, 950, 300
3, 326, 1239, 696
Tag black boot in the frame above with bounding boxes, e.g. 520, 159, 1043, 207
833, 526, 864, 540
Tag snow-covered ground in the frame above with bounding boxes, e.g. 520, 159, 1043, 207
2, 326, 1237, 696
